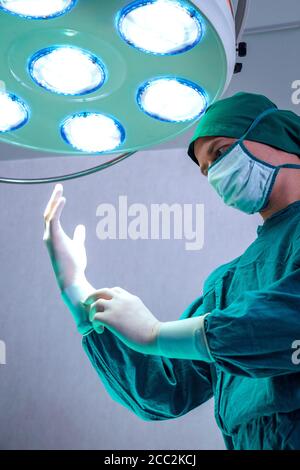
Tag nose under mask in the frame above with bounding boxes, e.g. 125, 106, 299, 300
207, 142, 280, 214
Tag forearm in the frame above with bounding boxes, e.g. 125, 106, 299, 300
83, 328, 213, 421
61, 275, 215, 361
154, 314, 215, 362
81, 293, 214, 421
61, 276, 96, 336
83, 286, 215, 361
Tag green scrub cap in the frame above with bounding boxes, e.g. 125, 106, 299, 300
187, 91, 300, 166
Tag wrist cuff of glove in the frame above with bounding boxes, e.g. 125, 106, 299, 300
61, 282, 95, 336
156, 313, 214, 362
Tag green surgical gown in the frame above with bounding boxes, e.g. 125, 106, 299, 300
82, 200, 300, 450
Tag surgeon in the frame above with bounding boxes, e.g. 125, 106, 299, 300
43, 92, 300, 450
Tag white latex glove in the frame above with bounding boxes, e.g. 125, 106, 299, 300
83, 287, 162, 354
43, 183, 87, 290
84, 287, 215, 361
43, 183, 96, 335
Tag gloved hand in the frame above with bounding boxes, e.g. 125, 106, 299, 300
43, 183, 95, 335
84, 287, 215, 361
43, 183, 87, 290
83, 287, 162, 354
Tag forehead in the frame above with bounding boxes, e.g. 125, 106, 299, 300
194, 136, 220, 159
194, 135, 236, 161
194, 136, 218, 151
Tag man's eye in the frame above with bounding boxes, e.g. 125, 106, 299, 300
215, 146, 228, 160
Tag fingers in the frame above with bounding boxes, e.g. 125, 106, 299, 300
89, 298, 110, 322
83, 288, 114, 306
51, 196, 66, 223
43, 184, 66, 242
111, 286, 123, 293
94, 325, 105, 334
73, 224, 86, 244
43, 196, 66, 242
43, 184, 63, 222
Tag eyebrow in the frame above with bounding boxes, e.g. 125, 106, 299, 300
207, 138, 222, 156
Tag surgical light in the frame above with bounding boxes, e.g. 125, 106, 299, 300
29, 46, 106, 96
0, 0, 249, 184
61, 113, 126, 153
0, 0, 76, 19
137, 77, 207, 122
117, 0, 204, 55
0, 91, 29, 133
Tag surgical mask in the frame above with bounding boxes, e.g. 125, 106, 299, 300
207, 108, 300, 214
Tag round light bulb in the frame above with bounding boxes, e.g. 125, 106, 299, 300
29, 46, 106, 96
137, 77, 207, 122
117, 0, 203, 55
61, 113, 126, 153
0, 91, 29, 133
0, 0, 76, 19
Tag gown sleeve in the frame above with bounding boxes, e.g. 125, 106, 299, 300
82, 295, 213, 421
204, 263, 300, 378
